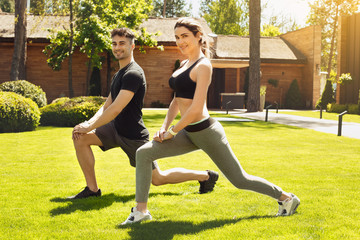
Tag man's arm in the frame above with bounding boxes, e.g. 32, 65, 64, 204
86, 93, 113, 125
73, 90, 134, 134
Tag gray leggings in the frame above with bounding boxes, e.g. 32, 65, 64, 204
135, 120, 283, 202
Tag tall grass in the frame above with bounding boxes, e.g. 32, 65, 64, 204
0, 109, 359, 239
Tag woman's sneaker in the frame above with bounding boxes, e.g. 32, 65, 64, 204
199, 170, 219, 194
121, 207, 152, 225
276, 193, 300, 216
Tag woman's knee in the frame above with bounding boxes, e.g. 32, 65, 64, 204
136, 143, 156, 163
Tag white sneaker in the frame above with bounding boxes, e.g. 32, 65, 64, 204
276, 193, 300, 216
121, 207, 152, 225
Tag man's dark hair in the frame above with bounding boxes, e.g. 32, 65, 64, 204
111, 28, 135, 44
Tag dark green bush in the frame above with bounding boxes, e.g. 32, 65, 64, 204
40, 96, 106, 127
0, 80, 47, 108
316, 80, 335, 109
285, 79, 304, 109
0, 92, 40, 132
327, 103, 347, 113
348, 104, 359, 115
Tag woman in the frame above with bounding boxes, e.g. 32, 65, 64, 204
121, 18, 300, 225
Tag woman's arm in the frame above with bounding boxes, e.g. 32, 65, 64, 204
154, 96, 180, 142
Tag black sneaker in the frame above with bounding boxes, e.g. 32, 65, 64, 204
67, 186, 102, 199
199, 170, 219, 194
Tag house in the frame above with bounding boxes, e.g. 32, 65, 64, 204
0, 13, 321, 109
337, 12, 360, 104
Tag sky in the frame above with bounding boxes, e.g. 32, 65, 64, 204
186, 0, 315, 28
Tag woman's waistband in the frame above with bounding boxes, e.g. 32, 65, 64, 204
184, 117, 216, 132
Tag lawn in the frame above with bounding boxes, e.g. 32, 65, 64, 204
274, 110, 360, 124
1, 109, 359, 239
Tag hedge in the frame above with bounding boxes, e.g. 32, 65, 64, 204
0, 91, 40, 132
0, 80, 47, 108
40, 96, 106, 127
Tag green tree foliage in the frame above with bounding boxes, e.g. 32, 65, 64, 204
0, 0, 14, 12
316, 80, 335, 109
285, 79, 304, 109
261, 24, 281, 37
307, 0, 360, 77
201, 0, 249, 35
151, 0, 190, 17
43, 0, 159, 95
89, 67, 101, 96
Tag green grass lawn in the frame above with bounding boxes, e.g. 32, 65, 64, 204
274, 110, 360, 124
1, 109, 359, 239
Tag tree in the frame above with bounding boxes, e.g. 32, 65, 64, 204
10, 0, 27, 81
0, 0, 14, 12
151, 0, 190, 17
201, 0, 249, 35
247, 0, 261, 112
307, 0, 360, 79
44, 0, 159, 96
30, 0, 45, 15
285, 79, 304, 109
261, 24, 281, 37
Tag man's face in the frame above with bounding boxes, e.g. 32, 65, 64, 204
111, 35, 134, 60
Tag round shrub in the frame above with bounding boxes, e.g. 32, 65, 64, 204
0, 92, 40, 133
40, 96, 106, 127
0, 80, 47, 108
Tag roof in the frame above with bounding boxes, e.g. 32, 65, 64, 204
0, 13, 68, 40
0, 13, 305, 63
215, 35, 307, 64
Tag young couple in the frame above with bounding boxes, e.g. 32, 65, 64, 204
71, 18, 300, 225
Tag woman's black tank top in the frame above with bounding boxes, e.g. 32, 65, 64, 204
169, 57, 204, 99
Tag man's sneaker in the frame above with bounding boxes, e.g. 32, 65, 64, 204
276, 193, 300, 216
67, 186, 101, 199
199, 170, 219, 194
121, 207, 152, 225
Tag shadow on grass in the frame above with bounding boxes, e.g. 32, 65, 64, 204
117, 215, 274, 240
49, 192, 182, 216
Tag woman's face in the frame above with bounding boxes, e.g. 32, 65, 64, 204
174, 26, 201, 55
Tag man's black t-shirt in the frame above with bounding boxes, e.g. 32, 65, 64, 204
110, 61, 149, 140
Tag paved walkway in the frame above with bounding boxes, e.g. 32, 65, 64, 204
223, 110, 360, 139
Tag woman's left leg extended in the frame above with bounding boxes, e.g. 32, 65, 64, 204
187, 121, 283, 200
135, 130, 199, 202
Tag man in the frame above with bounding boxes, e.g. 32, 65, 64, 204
69, 28, 218, 199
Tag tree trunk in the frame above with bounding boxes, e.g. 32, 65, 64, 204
326, 4, 339, 80
163, 0, 166, 17
10, 0, 27, 81
106, 51, 111, 95
247, 0, 261, 112
68, 0, 74, 98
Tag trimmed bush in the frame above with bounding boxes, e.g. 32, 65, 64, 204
40, 96, 106, 127
0, 80, 47, 108
327, 103, 359, 114
285, 79, 304, 109
348, 104, 359, 115
0, 92, 40, 132
327, 103, 347, 113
